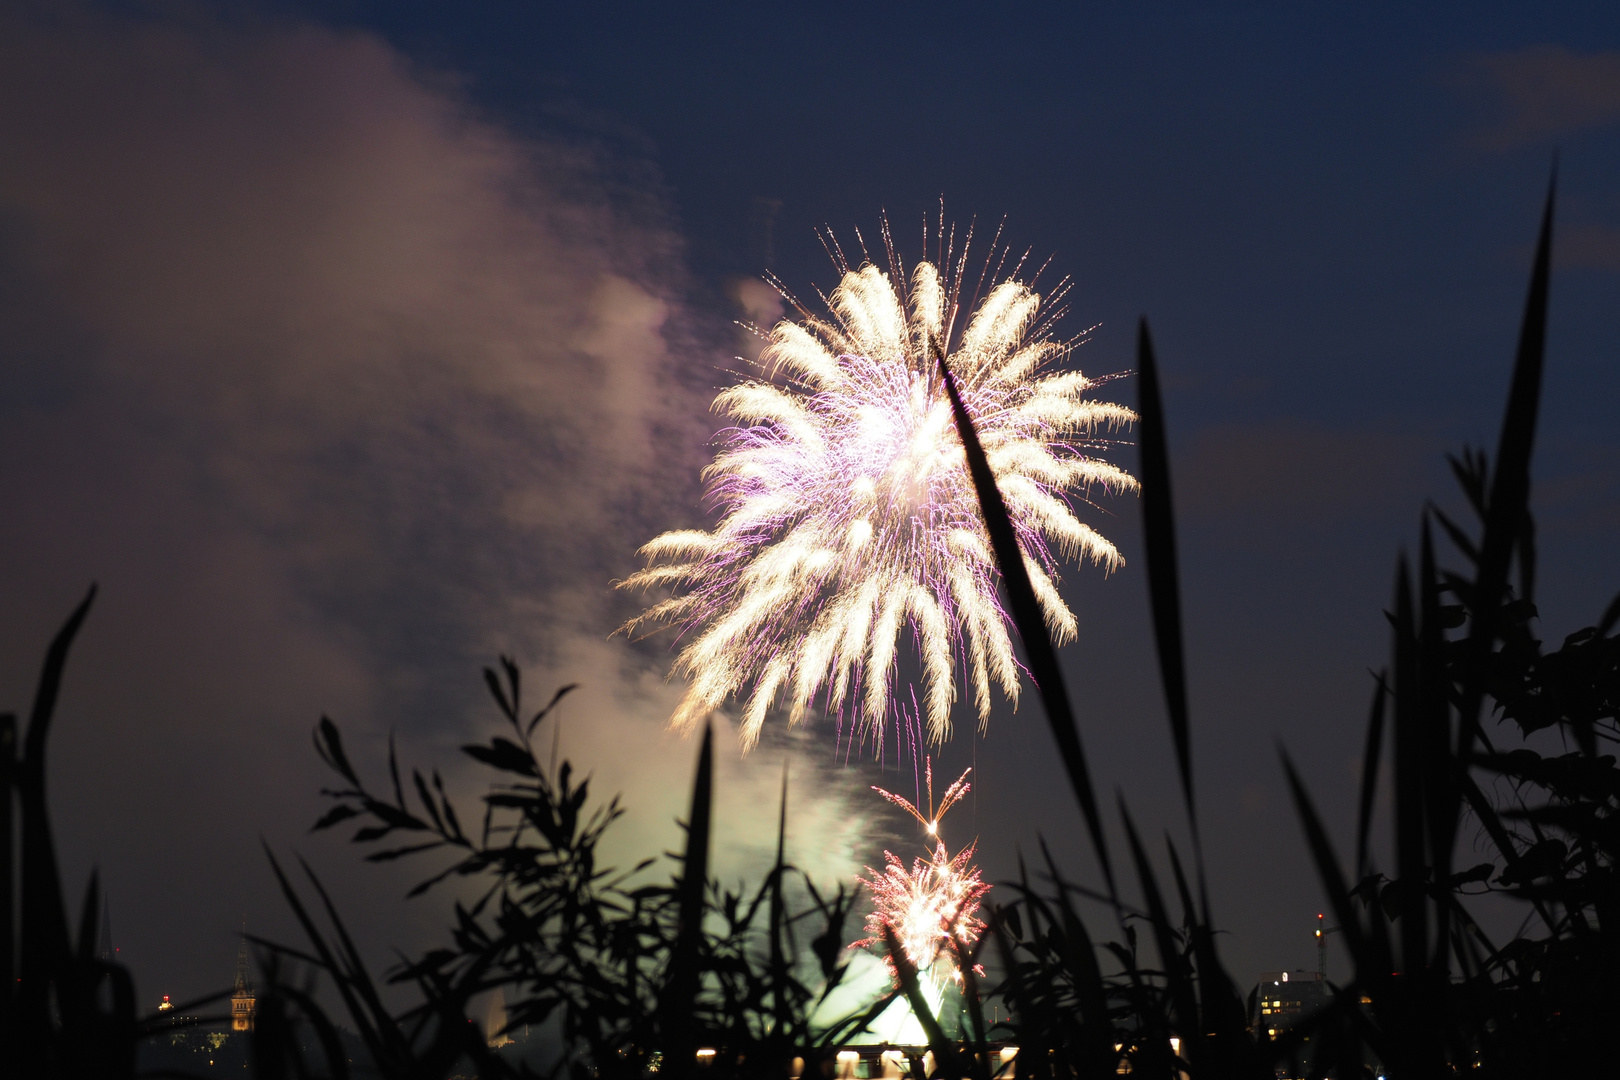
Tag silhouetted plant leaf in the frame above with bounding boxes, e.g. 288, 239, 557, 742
528, 682, 578, 738
937, 344, 1114, 891
660, 722, 712, 1080
313, 715, 360, 787
1136, 319, 1195, 824
1457, 173, 1555, 761
1449, 862, 1495, 888
882, 924, 955, 1073
312, 803, 363, 831
461, 737, 538, 777
1356, 671, 1388, 877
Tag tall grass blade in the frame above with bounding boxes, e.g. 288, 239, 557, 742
881, 925, 956, 1075
17, 585, 96, 1058
663, 721, 713, 1079
23, 585, 96, 770
75, 871, 99, 962
1417, 519, 1456, 975
261, 845, 389, 1060
1120, 802, 1196, 1063
769, 761, 789, 1058
250, 977, 354, 1080
1389, 558, 1429, 975
1035, 839, 1117, 1075
950, 934, 989, 1051
1135, 320, 1195, 824
936, 348, 1114, 890
816, 987, 902, 1052
1354, 673, 1387, 877
1280, 751, 1367, 970
1457, 172, 1554, 761
0, 711, 13, 1047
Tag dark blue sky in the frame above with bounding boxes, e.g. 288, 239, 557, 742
293, 0, 1620, 573
281, 0, 1620, 969
1, 0, 1616, 1004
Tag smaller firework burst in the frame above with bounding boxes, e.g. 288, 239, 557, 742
855, 761, 990, 982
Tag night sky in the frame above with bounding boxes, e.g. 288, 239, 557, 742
2, 1, 1617, 1010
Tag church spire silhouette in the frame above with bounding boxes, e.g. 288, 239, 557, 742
230, 922, 255, 1032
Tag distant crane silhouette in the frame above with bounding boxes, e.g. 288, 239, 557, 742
1315, 913, 1341, 980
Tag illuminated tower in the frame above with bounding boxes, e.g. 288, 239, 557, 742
230, 935, 255, 1032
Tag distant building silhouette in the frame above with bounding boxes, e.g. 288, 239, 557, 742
1251, 970, 1331, 1079
230, 935, 256, 1032
1252, 970, 1330, 1036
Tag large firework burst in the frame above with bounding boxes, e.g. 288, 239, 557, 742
621, 227, 1137, 749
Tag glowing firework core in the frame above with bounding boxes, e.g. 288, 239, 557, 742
623, 243, 1137, 749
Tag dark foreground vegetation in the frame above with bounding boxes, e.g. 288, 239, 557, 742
3, 182, 1616, 1079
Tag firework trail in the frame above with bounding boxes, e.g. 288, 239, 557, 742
873, 755, 972, 840
621, 221, 1137, 750
855, 761, 988, 981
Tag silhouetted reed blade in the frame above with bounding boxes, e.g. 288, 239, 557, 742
4, 180, 1614, 1078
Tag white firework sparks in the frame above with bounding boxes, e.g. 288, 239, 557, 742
856, 838, 989, 980
621, 230, 1137, 750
